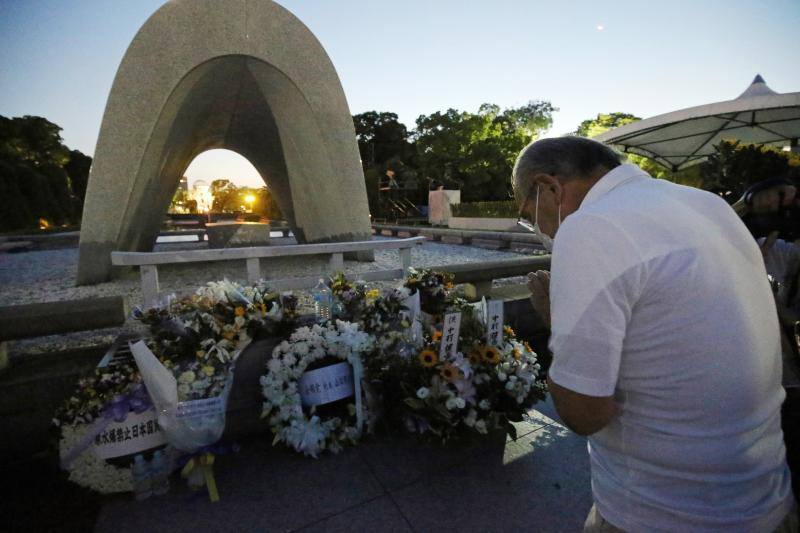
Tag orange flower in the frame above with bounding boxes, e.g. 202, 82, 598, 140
513, 348, 521, 361
439, 362, 461, 382
235, 306, 246, 317
432, 330, 442, 342
418, 349, 438, 368
503, 326, 515, 337
482, 346, 501, 365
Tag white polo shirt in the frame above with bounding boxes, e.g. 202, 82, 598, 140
548, 164, 793, 532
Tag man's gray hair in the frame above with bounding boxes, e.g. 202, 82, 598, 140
512, 136, 622, 202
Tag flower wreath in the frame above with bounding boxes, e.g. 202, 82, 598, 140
260, 320, 375, 457
58, 423, 135, 494
54, 364, 150, 494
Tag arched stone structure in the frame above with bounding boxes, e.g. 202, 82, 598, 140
77, 0, 372, 284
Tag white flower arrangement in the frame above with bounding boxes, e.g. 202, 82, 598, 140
260, 320, 375, 458
59, 425, 132, 494
368, 312, 546, 441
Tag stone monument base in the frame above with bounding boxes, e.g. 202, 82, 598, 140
206, 222, 271, 249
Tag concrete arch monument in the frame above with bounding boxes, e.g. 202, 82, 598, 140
77, 0, 372, 284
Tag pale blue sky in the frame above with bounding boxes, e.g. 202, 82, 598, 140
1, 0, 798, 187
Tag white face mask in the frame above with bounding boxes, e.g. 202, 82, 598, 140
517, 185, 561, 252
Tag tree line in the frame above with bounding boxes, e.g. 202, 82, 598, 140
353, 101, 557, 212
0, 115, 91, 232
2, 108, 797, 233
355, 107, 799, 212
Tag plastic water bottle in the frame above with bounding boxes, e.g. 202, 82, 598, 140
131, 454, 152, 500
311, 279, 332, 322
150, 450, 170, 496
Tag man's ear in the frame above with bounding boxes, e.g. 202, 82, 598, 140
535, 173, 562, 201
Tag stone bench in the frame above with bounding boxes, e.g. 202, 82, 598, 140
372, 224, 543, 249
111, 236, 426, 307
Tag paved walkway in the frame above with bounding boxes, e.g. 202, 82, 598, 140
95, 400, 591, 532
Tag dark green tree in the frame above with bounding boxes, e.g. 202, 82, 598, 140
573, 111, 703, 184
64, 149, 92, 203
700, 140, 800, 200
0, 115, 69, 167
414, 101, 555, 201
575, 112, 640, 138
256, 186, 283, 220
0, 115, 89, 230
352, 112, 413, 169
0, 161, 33, 230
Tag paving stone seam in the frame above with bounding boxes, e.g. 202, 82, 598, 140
356, 449, 418, 532
287, 493, 389, 533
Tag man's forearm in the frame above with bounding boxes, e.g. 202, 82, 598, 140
547, 376, 617, 436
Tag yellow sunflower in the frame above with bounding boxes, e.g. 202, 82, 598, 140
468, 348, 483, 365
418, 349, 438, 368
482, 346, 501, 365
439, 362, 461, 382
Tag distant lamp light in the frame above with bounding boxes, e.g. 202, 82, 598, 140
245, 194, 256, 212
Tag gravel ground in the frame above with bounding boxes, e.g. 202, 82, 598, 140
0, 237, 537, 355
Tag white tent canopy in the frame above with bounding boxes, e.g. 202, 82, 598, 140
594, 75, 800, 170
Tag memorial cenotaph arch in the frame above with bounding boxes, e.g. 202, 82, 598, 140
77, 0, 372, 284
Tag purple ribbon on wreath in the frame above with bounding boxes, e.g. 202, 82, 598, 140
60, 384, 154, 468
102, 383, 152, 422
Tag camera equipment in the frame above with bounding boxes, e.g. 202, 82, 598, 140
742, 206, 800, 241
741, 177, 800, 241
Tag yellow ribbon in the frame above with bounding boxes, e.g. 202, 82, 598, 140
181, 452, 219, 503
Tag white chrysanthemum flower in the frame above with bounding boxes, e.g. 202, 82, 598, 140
464, 409, 477, 427
283, 353, 297, 367
293, 342, 309, 356
267, 358, 282, 374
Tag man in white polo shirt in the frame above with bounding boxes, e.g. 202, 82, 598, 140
513, 137, 795, 531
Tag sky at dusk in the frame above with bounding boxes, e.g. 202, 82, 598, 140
1, 0, 798, 188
